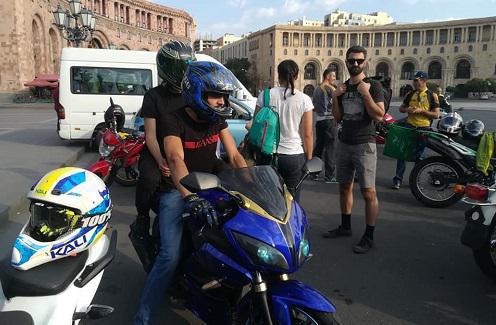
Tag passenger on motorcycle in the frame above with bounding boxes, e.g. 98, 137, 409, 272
133, 61, 247, 325
391, 71, 440, 189
130, 41, 195, 272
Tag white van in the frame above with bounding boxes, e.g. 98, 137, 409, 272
58, 48, 255, 147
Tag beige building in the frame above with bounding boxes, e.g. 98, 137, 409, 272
0, 0, 194, 92
324, 10, 393, 27
221, 16, 496, 97
216, 33, 243, 46
288, 17, 323, 27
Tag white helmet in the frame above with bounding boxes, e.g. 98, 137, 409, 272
11, 167, 112, 270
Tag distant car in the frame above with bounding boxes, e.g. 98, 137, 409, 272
480, 94, 489, 100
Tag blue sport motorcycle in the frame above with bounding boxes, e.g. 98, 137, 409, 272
177, 158, 338, 324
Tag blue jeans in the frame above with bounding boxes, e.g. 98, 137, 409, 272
277, 153, 306, 202
134, 190, 185, 325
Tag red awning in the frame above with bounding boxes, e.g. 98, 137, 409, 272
36, 74, 59, 82
24, 79, 58, 88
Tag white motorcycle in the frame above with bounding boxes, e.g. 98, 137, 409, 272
0, 229, 117, 324
460, 183, 496, 280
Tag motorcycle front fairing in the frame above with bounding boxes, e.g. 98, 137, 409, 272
87, 159, 112, 177
461, 191, 496, 249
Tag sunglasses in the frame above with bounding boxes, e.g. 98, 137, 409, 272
347, 58, 365, 65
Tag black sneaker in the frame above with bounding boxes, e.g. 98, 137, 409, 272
391, 180, 401, 190
353, 236, 374, 254
323, 226, 352, 238
129, 217, 150, 241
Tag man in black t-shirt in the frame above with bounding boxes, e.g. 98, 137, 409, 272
134, 61, 246, 324
130, 41, 195, 255
325, 45, 385, 254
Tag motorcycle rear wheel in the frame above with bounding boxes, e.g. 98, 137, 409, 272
114, 163, 139, 187
473, 224, 496, 280
409, 156, 464, 208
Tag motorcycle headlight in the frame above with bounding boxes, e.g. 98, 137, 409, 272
233, 232, 289, 271
98, 138, 114, 157
298, 228, 311, 266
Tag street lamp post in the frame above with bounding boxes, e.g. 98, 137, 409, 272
52, 0, 96, 47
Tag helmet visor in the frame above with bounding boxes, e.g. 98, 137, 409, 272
29, 202, 81, 240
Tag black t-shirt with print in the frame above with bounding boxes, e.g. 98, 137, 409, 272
161, 108, 229, 191
338, 78, 385, 145
140, 84, 185, 157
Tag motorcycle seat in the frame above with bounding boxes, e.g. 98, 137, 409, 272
0, 250, 88, 299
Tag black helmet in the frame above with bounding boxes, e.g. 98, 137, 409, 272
438, 112, 463, 137
104, 103, 125, 131
157, 40, 195, 93
462, 119, 484, 140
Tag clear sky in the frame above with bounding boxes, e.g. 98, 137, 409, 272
154, 0, 496, 38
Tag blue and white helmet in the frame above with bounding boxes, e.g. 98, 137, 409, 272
182, 61, 235, 122
11, 167, 112, 270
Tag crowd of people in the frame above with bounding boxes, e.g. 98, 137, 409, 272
128, 40, 475, 324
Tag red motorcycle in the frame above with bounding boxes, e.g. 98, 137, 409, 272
89, 129, 144, 186
88, 99, 144, 186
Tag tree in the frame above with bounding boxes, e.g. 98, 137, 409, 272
224, 58, 254, 94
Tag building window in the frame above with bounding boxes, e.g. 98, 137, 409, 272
386, 32, 394, 46
128, 31, 131, 40
303, 85, 315, 98
428, 61, 442, 79
350, 33, 358, 46
426, 47, 431, 54
326, 33, 333, 47
468, 27, 477, 42
282, 32, 289, 46
453, 28, 462, 43
400, 49, 404, 55
328, 50, 331, 56
455, 59, 471, 79
375, 49, 379, 55
413, 48, 418, 55
284, 49, 288, 55
454, 46, 459, 53
374, 33, 382, 47
401, 62, 415, 80
412, 31, 420, 46
338, 34, 346, 47
468, 45, 473, 52
328, 62, 340, 80
294, 49, 298, 55
339, 50, 343, 56
425, 30, 434, 45
316, 49, 320, 56
117, 28, 120, 38
483, 44, 488, 51
399, 32, 407, 46
387, 49, 392, 55
439, 29, 448, 44
315, 34, 322, 47
440, 47, 445, 53
304, 63, 317, 80
362, 33, 370, 47
494, 64, 496, 74
304, 49, 308, 56
376, 62, 389, 77
304, 33, 311, 47
269, 66, 272, 77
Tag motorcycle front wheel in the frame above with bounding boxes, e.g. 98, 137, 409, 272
473, 224, 496, 280
236, 304, 340, 325
114, 162, 139, 187
409, 156, 464, 208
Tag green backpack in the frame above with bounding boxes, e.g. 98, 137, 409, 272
248, 88, 280, 155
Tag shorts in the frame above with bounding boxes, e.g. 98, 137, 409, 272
336, 141, 377, 188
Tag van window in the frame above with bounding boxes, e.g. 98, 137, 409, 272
71, 67, 152, 95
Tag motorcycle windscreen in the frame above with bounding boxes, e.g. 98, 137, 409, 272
217, 166, 287, 221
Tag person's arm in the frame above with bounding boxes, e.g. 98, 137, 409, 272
300, 111, 313, 160
415, 93, 440, 119
219, 128, 247, 168
144, 118, 169, 175
331, 83, 346, 122
357, 81, 384, 122
163, 135, 191, 198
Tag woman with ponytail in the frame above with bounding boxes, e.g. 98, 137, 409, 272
253, 59, 314, 202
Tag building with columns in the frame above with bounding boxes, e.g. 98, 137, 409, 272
0, 0, 194, 92
212, 16, 496, 97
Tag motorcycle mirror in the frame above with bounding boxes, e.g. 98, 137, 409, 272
180, 172, 222, 192
109, 97, 115, 108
